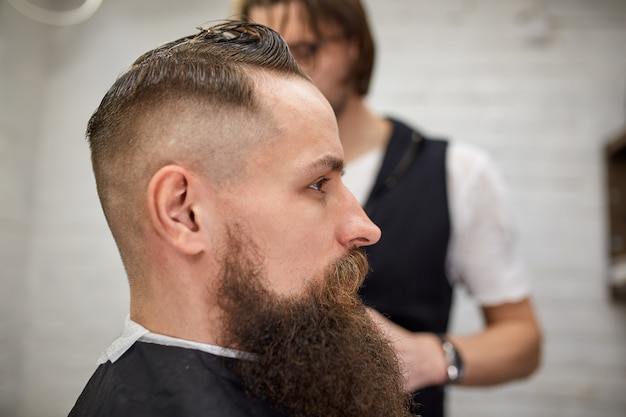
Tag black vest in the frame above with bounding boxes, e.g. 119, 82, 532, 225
359, 118, 452, 417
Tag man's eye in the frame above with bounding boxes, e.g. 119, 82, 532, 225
309, 178, 329, 193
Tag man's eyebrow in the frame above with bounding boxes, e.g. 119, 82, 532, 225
304, 154, 345, 176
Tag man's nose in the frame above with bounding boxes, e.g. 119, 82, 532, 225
338, 188, 381, 248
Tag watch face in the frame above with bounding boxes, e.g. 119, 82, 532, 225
447, 364, 460, 382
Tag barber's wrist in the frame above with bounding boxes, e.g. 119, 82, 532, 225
436, 333, 464, 385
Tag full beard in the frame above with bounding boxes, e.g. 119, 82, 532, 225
217, 234, 413, 417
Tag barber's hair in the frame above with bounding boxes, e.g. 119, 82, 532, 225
87, 21, 306, 266
235, 0, 375, 96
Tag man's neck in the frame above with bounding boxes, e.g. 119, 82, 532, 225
336, 94, 392, 163
130, 276, 224, 347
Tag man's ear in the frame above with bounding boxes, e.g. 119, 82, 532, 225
147, 165, 208, 255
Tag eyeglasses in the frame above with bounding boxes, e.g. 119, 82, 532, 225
288, 35, 346, 71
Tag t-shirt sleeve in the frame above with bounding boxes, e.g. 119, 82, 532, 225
446, 142, 532, 305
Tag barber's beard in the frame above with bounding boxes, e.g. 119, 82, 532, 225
217, 234, 413, 417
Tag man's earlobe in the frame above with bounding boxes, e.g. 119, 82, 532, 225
148, 165, 205, 254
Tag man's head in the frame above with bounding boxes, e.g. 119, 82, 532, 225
88, 22, 379, 295
234, 0, 375, 115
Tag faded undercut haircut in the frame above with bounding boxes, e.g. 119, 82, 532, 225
87, 21, 306, 266
234, 0, 375, 95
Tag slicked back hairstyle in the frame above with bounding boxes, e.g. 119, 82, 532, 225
234, 0, 375, 96
87, 21, 307, 271
88, 21, 304, 170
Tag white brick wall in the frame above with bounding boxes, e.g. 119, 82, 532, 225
0, 2, 47, 415
1, 0, 625, 416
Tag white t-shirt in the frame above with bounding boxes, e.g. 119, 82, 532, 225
343, 141, 531, 306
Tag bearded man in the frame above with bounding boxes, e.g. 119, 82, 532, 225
68, 21, 412, 417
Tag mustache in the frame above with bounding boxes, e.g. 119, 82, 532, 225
317, 248, 370, 308
330, 248, 370, 288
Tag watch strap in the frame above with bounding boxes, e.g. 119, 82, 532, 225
436, 333, 464, 385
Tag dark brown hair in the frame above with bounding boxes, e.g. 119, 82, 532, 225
88, 21, 304, 169
235, 0, 375, 95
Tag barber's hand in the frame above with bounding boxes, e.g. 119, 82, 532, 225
367, 308, 448, 392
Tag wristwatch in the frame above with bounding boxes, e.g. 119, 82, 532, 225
436, 333, 464, 385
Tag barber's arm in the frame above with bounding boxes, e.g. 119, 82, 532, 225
368, 302, 541, 391
453, 298, 541, 385
368, 145, 543, 391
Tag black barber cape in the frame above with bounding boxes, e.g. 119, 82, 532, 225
68, 341, 287, 417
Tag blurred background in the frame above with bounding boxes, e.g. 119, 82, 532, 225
1, 0, 625, 416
